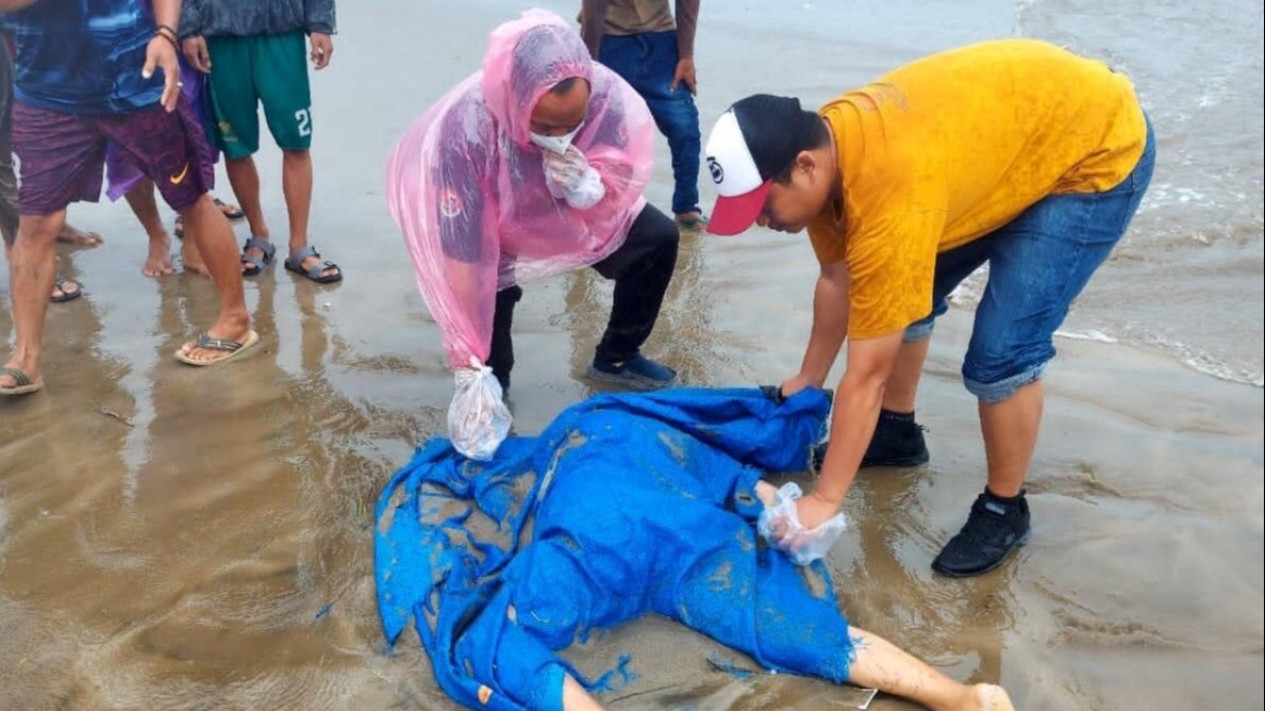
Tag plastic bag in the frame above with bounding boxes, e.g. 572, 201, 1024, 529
757, 482, 847, 565
449, 358, 512, 461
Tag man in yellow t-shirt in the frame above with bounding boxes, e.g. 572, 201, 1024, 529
702, 39, 1155, 577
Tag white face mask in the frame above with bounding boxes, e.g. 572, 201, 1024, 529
530, 121, 584, 155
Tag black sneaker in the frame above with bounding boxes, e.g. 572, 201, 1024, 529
932, 491, 1031, 578
811, 410, 930, 469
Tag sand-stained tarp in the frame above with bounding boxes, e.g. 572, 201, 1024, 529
375, 387, 856, 710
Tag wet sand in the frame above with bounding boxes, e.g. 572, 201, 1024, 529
2, 1, 1262, 709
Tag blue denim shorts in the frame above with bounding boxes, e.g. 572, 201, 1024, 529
904, 114, 1156, 403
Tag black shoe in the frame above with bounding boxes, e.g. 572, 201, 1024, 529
586, 354, 678, 390
811, 409, 930, 469
932, 491, 1031, 578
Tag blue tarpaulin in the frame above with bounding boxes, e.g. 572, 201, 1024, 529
375, 387, 856, 710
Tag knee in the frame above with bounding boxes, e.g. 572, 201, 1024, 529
16, 213, 68, 245
176, 192, 220, 223
497, 285, 523, 306
640, 211, 680, 258
663, 105, 701, 144
654, 225, 681, 270
962, 336, 1054, 403
658, 221, 681, 254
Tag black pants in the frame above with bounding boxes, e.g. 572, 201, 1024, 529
488, 204, 679, 388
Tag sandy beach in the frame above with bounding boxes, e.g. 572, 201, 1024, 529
2, 1, 1261, 709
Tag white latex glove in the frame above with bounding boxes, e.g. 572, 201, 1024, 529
543, 146, 606, 210
756, 482, 847, 565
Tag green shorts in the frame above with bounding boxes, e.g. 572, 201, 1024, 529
205, 31, 312, 158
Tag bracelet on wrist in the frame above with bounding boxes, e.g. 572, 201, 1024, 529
153, 31, 179, 52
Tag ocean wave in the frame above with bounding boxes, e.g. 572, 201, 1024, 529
1054, 329, 1119, 343
1139, 332, 1265, 389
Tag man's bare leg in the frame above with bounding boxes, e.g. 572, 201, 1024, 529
282, 148, 310, 255
3, 229, 81, 302
883, 337, 932, 413
179, 217, 211, 277
847, 627, 1013, 711
56, 221, 103, 247
281, 148, 334, 278
562, 674, 604, 711
174, 194, 252, 362
1, 210, 67, 389
225, 154, 269, 272
979, 381, 1043, 498
123, 179, 175, 277
753, 481, 1015, 711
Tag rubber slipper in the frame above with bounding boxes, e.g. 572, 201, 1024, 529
0, 365, 44, 396
215, 197, 246, 220
50, 274, 83, 303
174, 330, 261, 366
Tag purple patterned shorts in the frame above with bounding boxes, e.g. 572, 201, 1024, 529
13, 97, 215, 215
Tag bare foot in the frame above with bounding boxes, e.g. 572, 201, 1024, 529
57, 224, 104, 247
181, 242, 211, 278
963, 684, 1015, 711
143, 234, 175, 277
176, 317, 253, 364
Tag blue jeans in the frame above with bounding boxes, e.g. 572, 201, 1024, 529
904, 115, 1156, 403
599, 30, 701, 216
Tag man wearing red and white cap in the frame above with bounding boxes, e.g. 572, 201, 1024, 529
704, 40, 1154, 577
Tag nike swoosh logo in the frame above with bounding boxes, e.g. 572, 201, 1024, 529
169, 163, 190, 185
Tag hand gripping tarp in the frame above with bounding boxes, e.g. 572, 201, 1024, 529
375, 387, 857, 710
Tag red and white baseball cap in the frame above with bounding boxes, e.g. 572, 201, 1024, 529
704, 94, 818, 236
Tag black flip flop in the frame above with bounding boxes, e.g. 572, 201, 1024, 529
215, 197, 246, 220
50, 274, 83, 303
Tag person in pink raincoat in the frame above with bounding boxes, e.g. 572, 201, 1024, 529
388, 9, 680, 398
